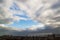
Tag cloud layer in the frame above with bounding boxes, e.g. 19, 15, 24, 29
16, 0, 60, 28
0, 0, 60, 30
0, 0, 28, 24
28, 23, 45, 31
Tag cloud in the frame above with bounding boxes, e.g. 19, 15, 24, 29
0, 0, 12, 24
0, 26, 23, 36
0, 25, 24, 31
0, 24, 5, 27
0, 0, 28, 25
16, 0, 60, 28
0, 0, 60, 29
28, 23, 45, 31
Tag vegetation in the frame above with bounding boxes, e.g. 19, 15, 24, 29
0, 34, 60, 40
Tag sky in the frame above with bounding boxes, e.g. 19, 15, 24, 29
5, 2, 43, 29
7, 3, 40, 28
0, 0, 60, 31
0, 0, 45, 30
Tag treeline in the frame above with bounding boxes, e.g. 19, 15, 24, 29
0, 34, 60, 40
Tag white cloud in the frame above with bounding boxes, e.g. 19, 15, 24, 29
0, 0, 28, 24
0, 0, 60, 29
0, 24, 24, 31
16, 0, 60, 28
0, 24, 5, 27
28, 23, 45, 31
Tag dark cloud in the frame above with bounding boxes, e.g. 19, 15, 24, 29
51, 1, 60, 9
0, 0, 4, 3
0, 26, 60, 36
